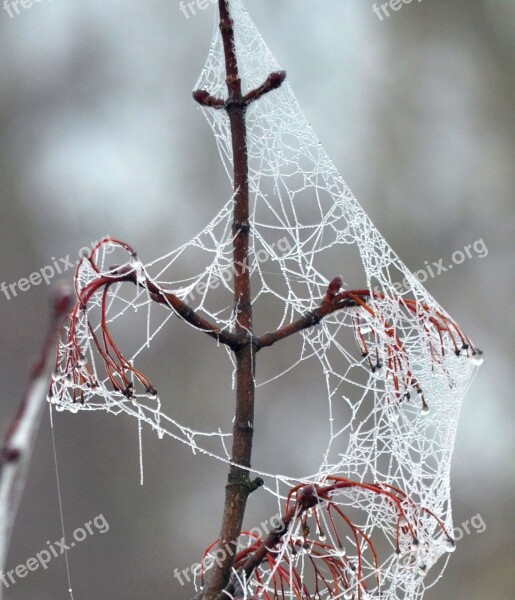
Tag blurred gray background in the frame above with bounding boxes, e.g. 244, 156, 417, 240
0, 0, 513, 598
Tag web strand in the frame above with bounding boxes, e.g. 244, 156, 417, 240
49, 407, 74, 599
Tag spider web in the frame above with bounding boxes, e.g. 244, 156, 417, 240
50, 2, 482, 598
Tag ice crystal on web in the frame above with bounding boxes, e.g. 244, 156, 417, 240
49, 1, 482, 598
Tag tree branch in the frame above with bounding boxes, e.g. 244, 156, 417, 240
257, 284, 371, 350
202, 2, 256, 597
201, 1, 285, 597
0, 284, 73, 596
81, 264, 239, 349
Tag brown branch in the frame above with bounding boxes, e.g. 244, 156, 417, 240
193, 70, 287, 111
213, 477, 455, 600
243, 70, 287, 105
200, 1, 286, 597
213, 506, 296, 600
213, 485, 327, 599
0, 283, 73, 593
84, 265, 239, 349
192, 90, 225, 109
189, 2, 301, 598
257, 286, 371, 350
138, 273, 239, 349
202, 2, 256, 598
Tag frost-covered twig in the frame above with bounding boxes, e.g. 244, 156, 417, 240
0, 283, 73, 592
81, 239, 238, 348
256, 279, 371, 349
197, 2, 289, 598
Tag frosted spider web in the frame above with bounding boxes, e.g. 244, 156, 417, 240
50, 1, 482, 599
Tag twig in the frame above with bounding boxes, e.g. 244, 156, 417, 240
199, 1, 289, 598
80, 264, 239, 349
0, 283, 73, 596
257, 286, 371, 350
